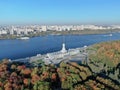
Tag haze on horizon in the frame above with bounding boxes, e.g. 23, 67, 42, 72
0, 0, 120, 25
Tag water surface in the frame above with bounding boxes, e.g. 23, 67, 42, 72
0, 33, 120, 59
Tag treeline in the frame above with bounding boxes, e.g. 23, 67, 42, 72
90, 41, 120, 67
0, 59, 119, 90
88, 40, 120, 83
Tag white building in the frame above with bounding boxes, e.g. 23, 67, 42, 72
41, 26, 47, 32
46, 43, 80, 60
61, 43, 67, 53
0, 30, 7, 35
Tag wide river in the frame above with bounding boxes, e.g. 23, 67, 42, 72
0, 33, 120, 60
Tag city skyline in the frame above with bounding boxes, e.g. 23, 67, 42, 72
0, 0, 120, 25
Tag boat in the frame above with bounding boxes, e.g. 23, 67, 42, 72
104, 34, 112, 37
18, 37, 30, 40
109, 34, 112, 36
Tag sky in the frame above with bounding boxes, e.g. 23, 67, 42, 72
0, 0, 120, 25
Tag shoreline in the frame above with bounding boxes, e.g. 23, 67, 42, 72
0, 29, 120, 40
11, 45, 88, 65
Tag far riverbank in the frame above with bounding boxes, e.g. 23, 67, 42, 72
0, 29, 120, 40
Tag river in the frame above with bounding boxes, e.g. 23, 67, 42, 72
0, 32, 120, 59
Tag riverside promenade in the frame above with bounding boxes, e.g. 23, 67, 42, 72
11, 43, 88, 65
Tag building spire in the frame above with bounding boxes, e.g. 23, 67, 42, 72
61, 30, 67, 53
61, 43, 67, 53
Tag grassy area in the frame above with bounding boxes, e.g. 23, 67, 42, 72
49, 29, 120, 35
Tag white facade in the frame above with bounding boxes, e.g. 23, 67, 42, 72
41, 26, 47, 32
46, 43, 81, 60
0, 30, 7, 35
61, 43, 67, 53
